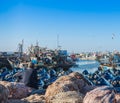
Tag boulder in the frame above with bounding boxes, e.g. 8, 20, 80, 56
8, 94, 45, 103
0, 81, 32, 99
22, 94, 45, 103
83, 86, 120, 103
0, 84, 9, 103
7, 99, 27, 103
45, 72, 94, 102
48, 91, 84, 103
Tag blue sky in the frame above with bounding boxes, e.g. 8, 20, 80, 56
0, 0, 120, 52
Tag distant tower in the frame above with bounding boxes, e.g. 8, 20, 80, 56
36, 40, 39, 47
34, 40, 39, 56
18, 39, 24, 58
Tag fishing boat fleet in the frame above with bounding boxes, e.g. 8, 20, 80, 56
82, 65, 120, 87
1, 41, 120, 91
0, 43, 76, 91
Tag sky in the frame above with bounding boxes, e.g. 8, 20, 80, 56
0, 0, 120, 53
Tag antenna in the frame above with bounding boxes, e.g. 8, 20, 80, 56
57, 34, 62, 50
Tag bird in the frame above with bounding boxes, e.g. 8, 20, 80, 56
112, 33, 115, 39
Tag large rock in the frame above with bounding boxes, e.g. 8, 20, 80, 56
45, 72, 94, 102
0, 84, 9, 103
0, 81, 32, 99
48, 91, 84, 103
83, 86, 120, 103
22, 94, 45, 103
8, 94, 45, 103
7, 99, 27, 103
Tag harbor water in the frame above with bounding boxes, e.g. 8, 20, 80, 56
70, 59, 100, 73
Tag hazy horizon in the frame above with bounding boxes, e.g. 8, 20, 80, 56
0, 0, 120, 53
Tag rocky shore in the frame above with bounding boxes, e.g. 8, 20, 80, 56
0, 72, 120, 103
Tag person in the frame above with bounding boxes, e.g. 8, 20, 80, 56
27, 65, 40, 89
14, 63, 46, 95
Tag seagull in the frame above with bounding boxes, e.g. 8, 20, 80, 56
112, 33, 115, 39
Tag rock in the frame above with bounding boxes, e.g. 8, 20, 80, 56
7, 99, 27, 103
0, 84, 9, 103
48, 91, 84, 103
0, 81, 33, 99
45, 72, 95, 102
22, 94, 45, 103
8, 94, 45, 103
83, 86, 120, 103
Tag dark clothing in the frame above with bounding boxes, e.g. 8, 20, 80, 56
21, 68, 33, 85
27, 68, 38, 89
14, 68, 33, 85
